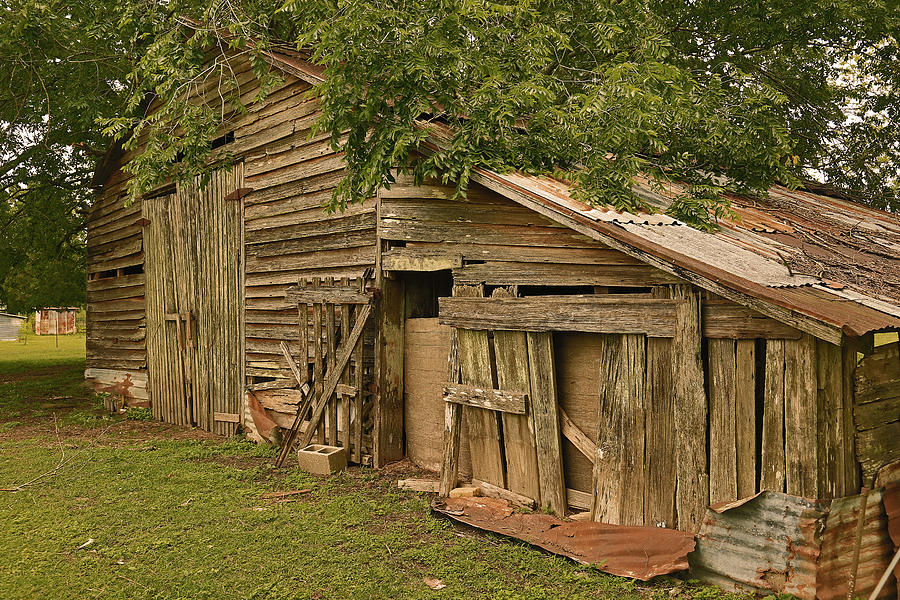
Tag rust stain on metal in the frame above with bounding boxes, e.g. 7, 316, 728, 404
431, 496, 694, 580
689, 492, 827, 600
818, 488, 897, 600
884, 483, 900, 599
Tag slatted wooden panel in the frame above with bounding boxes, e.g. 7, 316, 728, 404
274, 276, 375, 462
142, 166, 244, 433
854, 341, 900, 483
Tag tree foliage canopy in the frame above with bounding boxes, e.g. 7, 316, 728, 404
1, 0, 899, 309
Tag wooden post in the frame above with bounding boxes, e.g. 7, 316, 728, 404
840, 337, 861, 495
374, 266, 405, 467
439, 286, 463, 496
672, 284, 709, 532
527, 331, 566, 516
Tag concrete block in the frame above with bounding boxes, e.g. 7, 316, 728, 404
297, 444, 347, 475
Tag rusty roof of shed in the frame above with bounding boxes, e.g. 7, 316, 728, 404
459, 164, 900, 339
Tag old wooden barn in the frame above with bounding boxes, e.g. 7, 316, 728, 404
86, 43, 900, 596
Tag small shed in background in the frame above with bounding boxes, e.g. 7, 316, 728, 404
0, 312, 27, 341
34, 307, 78, 335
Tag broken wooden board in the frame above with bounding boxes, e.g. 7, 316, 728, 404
443, 383, 527, 414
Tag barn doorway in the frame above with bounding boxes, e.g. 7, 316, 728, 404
142, 164, 244, 435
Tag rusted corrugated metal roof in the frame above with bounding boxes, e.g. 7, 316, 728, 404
818, 488, 897, 600
459, 162, 900, 339
432, 496, 695, 581
689, 492, 827, 600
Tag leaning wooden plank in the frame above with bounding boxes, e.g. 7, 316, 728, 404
280, 341, 306, 389
559, 408, 596, 462
473, 479, 537, 510
527, 331, 566, 516
442, 383, 527, 414
455, 284, 506, 489
784, 333, 818, 498
298, 303, 373, 448
708, 338, 737, 504
438, 295, 677, 337
274, 348, 315, 467
491, 286, 540, 502
672, 284, 709, 532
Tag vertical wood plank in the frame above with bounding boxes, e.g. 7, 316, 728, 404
456, 284, 506, 488
735, 339, 757, 499
841, 338, 861, 494
527, 331, 566, 516
672, 284, 709, 532
491, 287, 540, 502
817, 338, 842, 499
354, 278, 365, 463
784, 333, 818, 497
325, 277, 337, 446
708, 338, 737, 504
312, 281, 324, 444
374, 270, 405, 466
440, 284, 463, 496
761, 339, 786, 492
645, 287, 676, 527
340, 283, 351, 453
592, 334, 646, 525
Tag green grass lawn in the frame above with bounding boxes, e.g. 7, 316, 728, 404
0, 336, 739, 600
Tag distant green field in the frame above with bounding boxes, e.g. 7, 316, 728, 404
0, 332, 86, 373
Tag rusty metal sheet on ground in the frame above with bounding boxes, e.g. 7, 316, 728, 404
431, 496, 695, 580
689, 491, 828, 600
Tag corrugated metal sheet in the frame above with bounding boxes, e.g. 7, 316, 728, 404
818, 489, 897, 600
689, 492, 827, 600
884, 483, 900, 600
469, 166, 900, 337
0, 313, 26, 341
432, 496, 695, 581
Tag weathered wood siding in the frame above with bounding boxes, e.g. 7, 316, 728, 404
241, 84, 376, 383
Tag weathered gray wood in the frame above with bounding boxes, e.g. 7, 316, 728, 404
527, 331, 566, 516
381, 248, 463, 272
285, 286, 372, 305
735, 339, 757, 499
398, 478, 440, 493
559, 407, 596, 462
439, 295, 678, 337
452, 262, 681, 287
472, 479, 537, 509
702, 303, 802, 339
784, 333, 818, 498
761, 339, 786, 492
298, 303, 373, 448
440, 285, 464, 496
644, 286, 676, 528
708, 338, 738, 504
840, 338, 861, 494
456, 284, 506, 489
443, 383, 527, 414
490, 287, 541, 502
591, 334, 646, 526
854, 341, 900, 482
374, 269, 405, 466
671, 284, 709, 532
